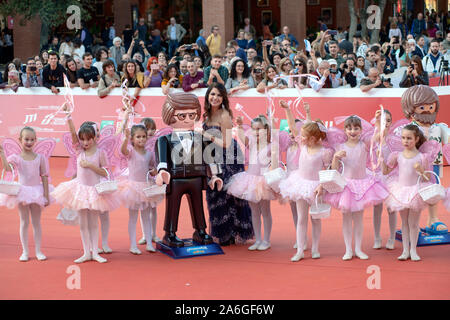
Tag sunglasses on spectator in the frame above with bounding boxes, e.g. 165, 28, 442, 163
283, 63, 291, 66
295, 62, 303, 66
174, 112, 197, 121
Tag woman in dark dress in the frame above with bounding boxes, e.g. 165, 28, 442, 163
201, 83, 254, 245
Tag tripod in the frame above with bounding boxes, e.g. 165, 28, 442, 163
438, 61, 449, 86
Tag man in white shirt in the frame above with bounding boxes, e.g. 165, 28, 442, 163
422, 39, 444, 78
166, 17, 187, 58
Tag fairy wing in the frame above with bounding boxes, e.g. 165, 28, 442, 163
1, 138, 21, 179
145, 126, 173, 153
99, 125, 116, 139
389, 118, 410, 135
419, 140, 440, 170
322, 127, 347, 150
98, 135, 120, 173
62, 132, 79, 178
33, 138, 56, 160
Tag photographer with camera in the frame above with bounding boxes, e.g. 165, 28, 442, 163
341, 57, 365, 88
251, 57, 264, 86
360, 68, 391, 93
22, 58, 42, 88
161, 63, 183, 95
399, 55, 429, 87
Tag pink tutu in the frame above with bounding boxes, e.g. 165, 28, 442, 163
325, 177, 389, 212
385, 180, 433, 212
0, 184, 55, 209
279, 170, 319, 205
117, 178, 164, 210
226, 172, 277, 203
51, 179, 120, 212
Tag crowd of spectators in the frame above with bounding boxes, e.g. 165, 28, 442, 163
1, 9, 450, 95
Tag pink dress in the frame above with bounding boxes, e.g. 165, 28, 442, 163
51, 146, 120, 212
279, 144, 333, 205
325, 141, 389, 212
226, 134, 277, 203
385, 151, 434, 212
0, 154, 54, 209
117, 147, 163, 210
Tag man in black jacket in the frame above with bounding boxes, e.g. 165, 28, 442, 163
42, 51, 66, 94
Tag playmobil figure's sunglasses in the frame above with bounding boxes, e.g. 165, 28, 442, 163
174, 112, 197, 121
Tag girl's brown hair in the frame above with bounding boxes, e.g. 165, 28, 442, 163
344, 115, 362, 129
130, 124, 147, 146
140, 117, 156, 131
403, 124, 426, 149
19, 126, 36, 140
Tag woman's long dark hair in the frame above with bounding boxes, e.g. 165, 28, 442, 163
163, 63, 180, 80
203, 83, 233, 122
65, 57, 78, 83
230, 58, 251, 80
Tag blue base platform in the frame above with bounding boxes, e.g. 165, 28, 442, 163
395, 229, 450, 246
156, 239, 224, 259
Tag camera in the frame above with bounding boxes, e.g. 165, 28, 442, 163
441, 59, 449, 71
29, 66, 37, 72
328, 30, 338, 36
173, 79, 180, 88
254, 68, 262, 74
330, 68, 338, 74
184, 44, 193, 50
342, 64, 348, 70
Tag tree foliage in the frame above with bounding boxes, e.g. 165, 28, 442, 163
0, 0, 93, 27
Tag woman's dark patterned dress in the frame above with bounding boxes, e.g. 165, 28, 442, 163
203, 124, 254, 244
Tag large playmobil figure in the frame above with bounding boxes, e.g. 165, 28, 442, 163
155, 92, 223, 247
401, 85, 449, 233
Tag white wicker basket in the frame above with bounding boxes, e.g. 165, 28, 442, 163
319, 160, 346, 194
418, 171, 445, 205
309, 194, 331, 219
143, 171, 167, 197
0, 164, 20, 196
95, 168, 118, 195
263, 163, 287, 187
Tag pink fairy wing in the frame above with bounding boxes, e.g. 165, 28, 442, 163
62, 132, 78, 178
33, 138, 56, 160
443, 143, 450, 164
322, 127, 346, 150
278, 130, 291, 153
99, 125, 116, 139
98, 135, 120, 170
419, 140, 440, 169
145, 126, 173, 153
389, 118, 410, 135
1, 138, 21, 179
385, 134, 403, 153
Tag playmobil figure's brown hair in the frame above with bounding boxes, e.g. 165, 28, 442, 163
401, 85, 439, 124
161, 92, 202, 125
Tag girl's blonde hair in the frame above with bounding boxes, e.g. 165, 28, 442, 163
302, 120, 327, 141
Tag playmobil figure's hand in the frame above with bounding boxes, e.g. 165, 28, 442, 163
209, 175, 223, 191
156, 170, 171, 186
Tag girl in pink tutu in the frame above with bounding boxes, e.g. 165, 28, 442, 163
52, 116, 120, 264
227, 114, 278, 251
0, 127, 54, 261
370, 109, 403, 250
280, 102, 309, 250
118, 124, 163, 254
384, 124, 440, 261
278, 101, 333, 262
326, 115, 389, 261
138, 117, 161, 246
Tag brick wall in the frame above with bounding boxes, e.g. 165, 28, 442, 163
202, 0, 234, 54
280, 0, 307, 49
13, 15, 42, 61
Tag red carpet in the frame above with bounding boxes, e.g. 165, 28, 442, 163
1, 157, 449, 300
